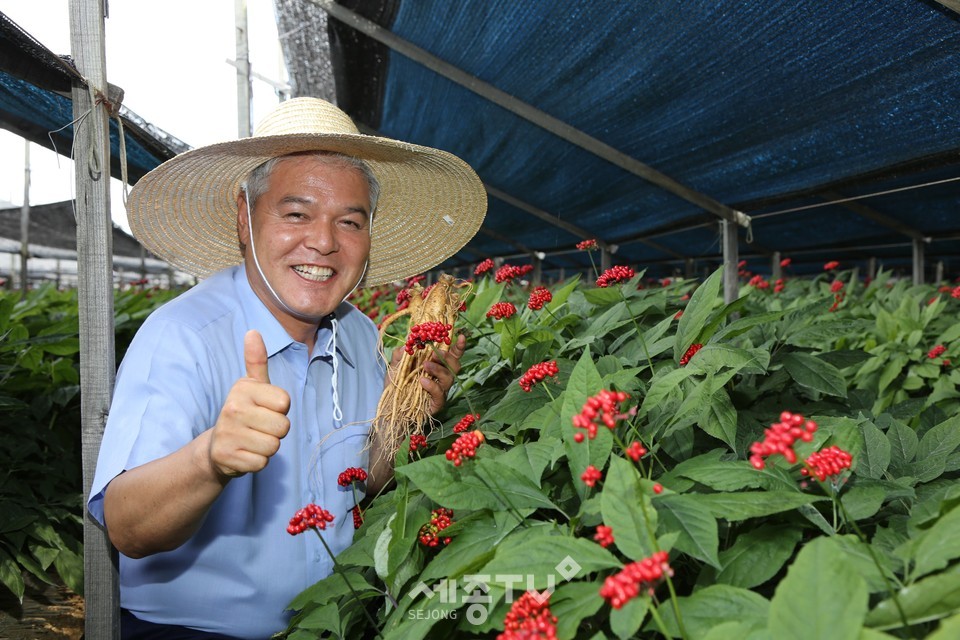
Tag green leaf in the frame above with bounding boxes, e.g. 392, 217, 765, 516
917, 415, 960, 462
782, 352, 847, 397
768, 537, 868, 640
784, 320, 871, 348
421, 510, 525, 581
480, 532, 620, 590
601, 456, 658, 560
859, 420, 891, 480
669, 451, 765, 492
841, 484, 886, 521
693, 492, 824, 521
655, 494, 721, 568
910, 502, 960, 580
0, 547, 24, 604
926, 611, 960, 640
716, 525, 803, 589
464, 282, 503, 327
560, 347, 613, 499
675, 268, 722, 360
699, 387, 738, 449
866, 565, 960, 630
639, 367, 696, 417
404, 454, 560, 513
656, 584, 770, 638
610, 595, 649, 639
550, 580, 605, 640
886, 421, 918, 470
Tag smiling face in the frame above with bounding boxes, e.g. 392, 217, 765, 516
237, 154, 373, 344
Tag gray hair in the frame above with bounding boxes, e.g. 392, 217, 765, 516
241, 151, 381, 215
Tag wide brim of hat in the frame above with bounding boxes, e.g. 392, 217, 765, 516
126, 132, 487, 286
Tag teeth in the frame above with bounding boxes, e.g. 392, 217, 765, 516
293, 265, 334, 281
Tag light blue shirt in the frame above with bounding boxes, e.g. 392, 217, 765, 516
88, 264, 385, 639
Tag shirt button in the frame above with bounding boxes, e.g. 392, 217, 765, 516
306, 434, 313, 443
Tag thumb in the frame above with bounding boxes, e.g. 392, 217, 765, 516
244, 330, 270, 383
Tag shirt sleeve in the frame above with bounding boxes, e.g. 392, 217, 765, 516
87, 316, 228, 525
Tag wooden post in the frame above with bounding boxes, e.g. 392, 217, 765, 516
935, 260, 944, 284
721, 220, 739, 304
69, 1, 119, 638
236, 0, 252, 137
771, 251, 782, 281
912, 238, 925, 286
868, 257, 877, 281
20, 140, 30, 298
685, 257, 694, 279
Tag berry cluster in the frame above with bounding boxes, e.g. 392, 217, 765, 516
286, 504, 335, 535
519, 361, 559, 392
594, 525, 615, 548
527, 286, 553, 310
928, 344, 947, 359
453, 413, 480, 433
596, 265, 635, 288
625, 441, 648, 462
475, 258, 495, 276
828, 289, 846, 312
599, 551, 673, 609
572, 390, 631, 441
418, 508, 454, 547
445, 430, 485, 466
679, 343, 703, 366
409, 434, 428, 452
802, 446, 853, 482
497, 591, 558, 640
830, 280, 844, 294
406, 274, 427, 286
774, 278, 785, 293
576, 239, 599, 251
749, 411, 818, 470
581, 465, 603, 487
652, 483, 664, 495
495, 264, 534, 283
824, 261, 840, 271
404, 321, 452, 355
780, 257, 792, 268
351, 505, 363, 530
337, 467, 368, 487
674, 310, 684, 320
748, 274, 770, 290
487, 302, 518, 320
953, 286, 960, 299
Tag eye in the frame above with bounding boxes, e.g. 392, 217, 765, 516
283, 211, 307, 221
339, 215, 366, 230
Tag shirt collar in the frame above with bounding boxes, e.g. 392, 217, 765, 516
235, 264, 356, 367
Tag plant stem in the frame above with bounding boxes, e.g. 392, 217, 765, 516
315, 530, 384, 638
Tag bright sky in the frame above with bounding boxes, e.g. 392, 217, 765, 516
0, 0, 286, 232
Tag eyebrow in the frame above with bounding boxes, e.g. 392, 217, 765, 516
278, 195, 369, 216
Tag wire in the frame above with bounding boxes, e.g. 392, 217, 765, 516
751, 175, 960, 219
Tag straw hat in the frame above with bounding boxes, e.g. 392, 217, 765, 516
126, 97, 487, 286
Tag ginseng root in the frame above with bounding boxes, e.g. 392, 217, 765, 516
372, 273, 470, 464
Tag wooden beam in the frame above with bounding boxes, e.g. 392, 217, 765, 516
311, 0, 750, 228
69, 1, 119, 638
934, 0, 960, 15
913, 237, 925, 285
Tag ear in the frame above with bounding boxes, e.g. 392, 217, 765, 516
236, 192, 250, 247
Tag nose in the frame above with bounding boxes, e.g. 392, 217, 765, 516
305, 218, 339, 254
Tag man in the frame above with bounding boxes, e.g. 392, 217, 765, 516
88, 98, 486, 639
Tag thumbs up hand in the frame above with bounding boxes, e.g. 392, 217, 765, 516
208, 330, 291, 479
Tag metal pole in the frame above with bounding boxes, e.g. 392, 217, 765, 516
236, 0, 252, 137
20, 140, 30, 298
912, 238, 925, 286
771, 251, 782, 281
721, 220, 739, 304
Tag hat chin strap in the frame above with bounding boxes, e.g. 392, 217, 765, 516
242, 186, 370, 323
